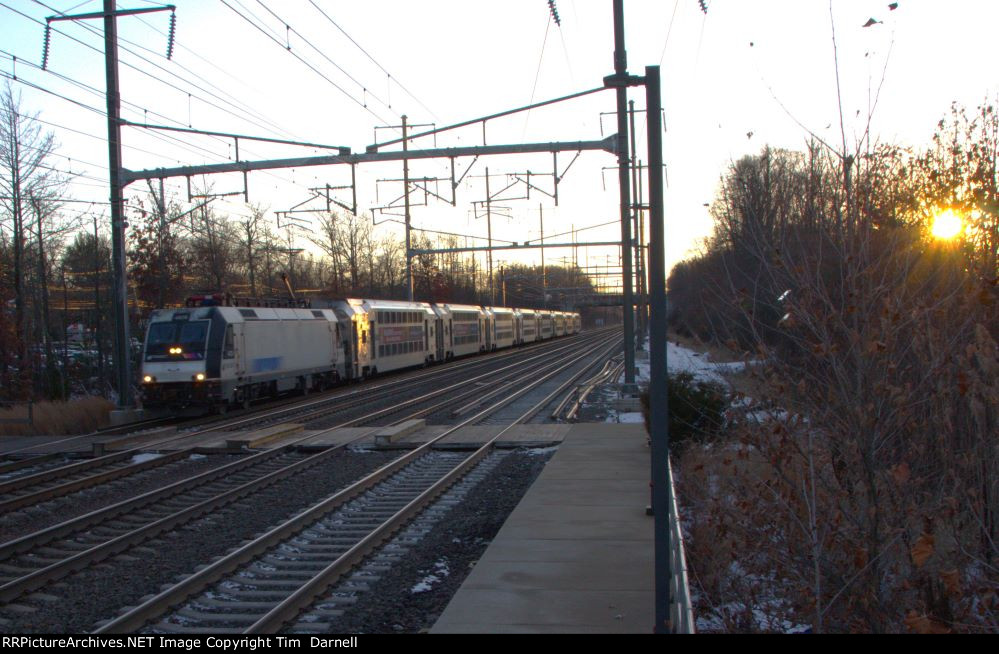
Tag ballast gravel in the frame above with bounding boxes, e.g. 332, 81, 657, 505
0, 449, 399, 634
306, 448, 554, 634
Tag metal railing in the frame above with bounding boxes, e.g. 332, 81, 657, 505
667, 457, 696, 633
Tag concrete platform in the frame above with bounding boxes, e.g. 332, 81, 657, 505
431, 422, 653, 634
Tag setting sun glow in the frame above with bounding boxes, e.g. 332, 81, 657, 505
931, 210, 963, 240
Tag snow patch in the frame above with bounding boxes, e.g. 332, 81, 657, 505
633, 341, 747, 387
131, 452, 163, 464
522, 446, 559, 456
410, 559, 450, 594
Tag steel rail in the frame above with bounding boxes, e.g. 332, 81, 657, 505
0, 332, 597, 495
0, 333, 610, 606
1, 333, 601, 516
248, 336, 621, 633
0, 334, 568, 459
0, 449, 193, 514
0, 453, 63, 476
94, 332, 617, 633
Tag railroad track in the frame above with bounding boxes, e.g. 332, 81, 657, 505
94, 332, 620, 634
0, 331, 618, 628
0, 333, 606, 513
0, 449, 194, 514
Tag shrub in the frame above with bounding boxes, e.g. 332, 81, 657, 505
641, 371, 728, 453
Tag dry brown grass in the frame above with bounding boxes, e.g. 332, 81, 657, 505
0, 397, 114, 436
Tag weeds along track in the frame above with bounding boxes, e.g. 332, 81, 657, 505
0, 332, 618, 632
0, 333, 607, 515
96, 332, 620, 634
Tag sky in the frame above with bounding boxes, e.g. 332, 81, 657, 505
1, 0, 997, 290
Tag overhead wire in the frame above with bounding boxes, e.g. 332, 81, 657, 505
30, 0, 297, 144
3, 3, 438, 238
2, 13, 324, 238
27, 0, 326, 187
522, 12, 552, 139
20, 1, 425, 213
7, 6, 339, 199
130, 11, 303, 141
217, 0, 396, 128
113, 19, 301, 141
1, 66, 317, 208
305, 0, 438, 121
252, 0, 397, 117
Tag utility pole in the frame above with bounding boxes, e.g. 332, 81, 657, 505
485, 166, 494, 305
500, 265, 506, 306
104, 0, 131, 412
612, 0, 636, 386
93, 214, 105, 391
157, 177, 166, 308
46, 2, 177, 415
539, 204, 546, 308
629, 99, 645, 351
403, 115, 413, 301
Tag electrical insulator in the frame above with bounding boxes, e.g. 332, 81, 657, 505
548, 0, 561, 26
166, 10, 176, 60
699, 0, 708, 14
41, 23, 51, 70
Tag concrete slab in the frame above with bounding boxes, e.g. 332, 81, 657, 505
459, 559, 654, 591
434, 622, 629, 634
525, 477, 650, 506
432, 422, 654, 634
295, 428, 379, 448
476, 537, 651, 564
0, 434, 105, 456
374, 419, 426, 446
497, 507, 651, 541
434, 589, 650, 632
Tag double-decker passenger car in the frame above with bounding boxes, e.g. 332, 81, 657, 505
441, 304, 486, 357
487, 307, 516, 350
515, 308, 539, 345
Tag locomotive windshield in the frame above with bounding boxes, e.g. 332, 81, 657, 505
144, 320, 211, 361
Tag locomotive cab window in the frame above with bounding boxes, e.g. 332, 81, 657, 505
223, 325, 235, 359
145, 320, 210, 361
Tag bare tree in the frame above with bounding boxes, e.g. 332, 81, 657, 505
0, 83, 66, 398
184, 199, 237, 291
237, 204, 267, 298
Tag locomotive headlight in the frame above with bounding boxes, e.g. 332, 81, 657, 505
143, 375, 155, 383
194, 373, 206, 382
169, 347, 182, 355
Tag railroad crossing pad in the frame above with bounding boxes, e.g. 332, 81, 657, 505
431, 422, 653, 634
225, 423, 304, 450
0, 422, 573, 455
0, 434, 110, 457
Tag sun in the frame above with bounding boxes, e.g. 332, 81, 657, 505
931, 209, 963, 240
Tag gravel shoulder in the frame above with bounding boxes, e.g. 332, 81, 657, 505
0, 449, 399, 634
312, 448, 554, 634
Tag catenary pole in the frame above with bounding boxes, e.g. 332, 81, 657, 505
645, 65, 671, 634
613, 0, 636, 385
403, 115, 413, 301
104, 0, 132, 409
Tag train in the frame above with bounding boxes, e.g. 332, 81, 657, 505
139, 294, 582, 412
